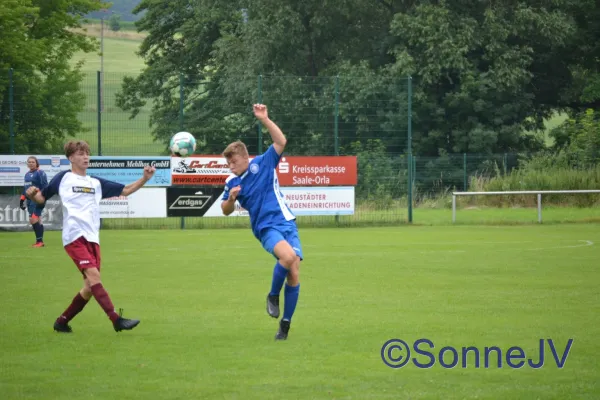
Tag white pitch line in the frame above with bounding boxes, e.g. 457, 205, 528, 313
308, 240, 578, 248
523, 240, 594, 251
305, 240, 595, 256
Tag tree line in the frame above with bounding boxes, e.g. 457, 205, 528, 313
1, 0, 598, 187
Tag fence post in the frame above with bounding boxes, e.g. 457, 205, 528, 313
179, 73, 185, 230
537, 193, 542, 223
334, 76, 340, 224
9, 68, 14, 155
96, 71, 103, 228
463, 153, 467, 191
257, 74, 263, 153
452, 195, 456, 223
96, 71, 102, 156
179, 73, 184, 131
413, 155, 417, 186
334, 76, 339, 156
100, 18, 104, 112
407, 76, 413, 223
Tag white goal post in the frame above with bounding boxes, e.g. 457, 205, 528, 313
451, 190, 600, 223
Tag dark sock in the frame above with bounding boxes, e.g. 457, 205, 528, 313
269, 262, 288, 296
90, 283, 119, 322
39, 224, 44, 242
283, 284, 300, 321
32, 222, 43, 242
56, 293, 89, 324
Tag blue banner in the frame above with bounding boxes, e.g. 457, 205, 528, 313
88, 157, 172, 186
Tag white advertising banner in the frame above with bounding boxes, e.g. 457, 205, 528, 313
281, 186, 355, 216
0, 195, 64, 231
202, 186, 355, 217
100, 188, 167, 218
0, 155, 71, 186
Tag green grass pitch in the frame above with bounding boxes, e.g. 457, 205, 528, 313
1, 224, 599, 399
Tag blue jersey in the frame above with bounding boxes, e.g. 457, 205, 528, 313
23, 169, 48, 203
222, 145, 295, 238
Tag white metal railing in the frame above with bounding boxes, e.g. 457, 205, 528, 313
451, 190, 600, 223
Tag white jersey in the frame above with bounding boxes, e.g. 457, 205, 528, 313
41, 170, 124, 246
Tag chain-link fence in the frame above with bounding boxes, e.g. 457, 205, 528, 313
2, 69, 594, 227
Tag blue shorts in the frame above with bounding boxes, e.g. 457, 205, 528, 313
259, 222, 303, 261
27, 201, 45, 218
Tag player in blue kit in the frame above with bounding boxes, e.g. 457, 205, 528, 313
221, 104, 302, 341
19, 156, 48, 247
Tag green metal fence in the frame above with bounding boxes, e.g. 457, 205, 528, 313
1, 69, 525, 227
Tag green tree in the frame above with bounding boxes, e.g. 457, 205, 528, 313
109, 13, 121, 31
554, 0, 600, 111
116, 0, 398, 155
117, 0, 600, 159
387, 1, 585, 156
550, 109, 600, 167
0, 0, 105, 154
346, 139, 406, 203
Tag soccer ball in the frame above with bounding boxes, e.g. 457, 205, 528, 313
170, 131, 197, 157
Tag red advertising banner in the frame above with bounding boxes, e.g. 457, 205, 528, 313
171, 155, 357, 186
171, 156, 230, 185
276, 156, 357, 186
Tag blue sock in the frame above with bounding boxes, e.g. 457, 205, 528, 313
32, 222, 43, 242
269, 262, 288, 296
283, 284, 300, 321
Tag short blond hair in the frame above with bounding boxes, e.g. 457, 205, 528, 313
64, 140, 91, 158
223, 141, 249, 159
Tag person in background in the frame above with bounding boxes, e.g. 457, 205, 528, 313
20, 156, 48, 247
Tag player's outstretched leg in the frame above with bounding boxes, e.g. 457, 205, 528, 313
85, 268, 140, 332
113, 308, 140, 332
53, 289, 91, 333
273, 253, 300, 340
266, 228, 303, 340
276, 280, 300, 340
267, 262, 288, 318
275, 319, 291, 340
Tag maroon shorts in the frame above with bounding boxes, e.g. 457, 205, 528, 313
64, 236, 101, 273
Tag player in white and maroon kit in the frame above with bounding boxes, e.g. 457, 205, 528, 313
26, 140, 156, 333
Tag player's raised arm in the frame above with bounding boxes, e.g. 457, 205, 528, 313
27, 170, 67, 205
120, 166, 156, 196
254, 104, 287, 155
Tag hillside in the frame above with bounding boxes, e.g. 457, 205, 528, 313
86, 0, 144, 22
